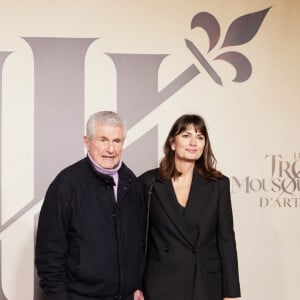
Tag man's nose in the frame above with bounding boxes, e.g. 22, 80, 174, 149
107, 142, 114, 152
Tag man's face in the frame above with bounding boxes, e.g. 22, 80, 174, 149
84, 123, 125, 169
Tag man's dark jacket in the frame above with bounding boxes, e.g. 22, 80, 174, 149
35, 157, 145, 300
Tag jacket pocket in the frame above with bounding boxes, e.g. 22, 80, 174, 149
78, 243, 119, 284
204, 258, 222, 273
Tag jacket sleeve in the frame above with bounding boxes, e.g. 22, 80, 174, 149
216, 177, 241, 298
35, 177, 71, 300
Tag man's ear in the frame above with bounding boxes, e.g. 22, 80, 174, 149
83, 136, 90, 149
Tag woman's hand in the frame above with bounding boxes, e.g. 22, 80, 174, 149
134, 290, 144, 300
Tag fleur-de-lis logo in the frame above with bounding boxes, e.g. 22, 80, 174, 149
185, 7, 271, 85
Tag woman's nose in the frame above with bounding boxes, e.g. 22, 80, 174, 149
190, 137, 196, 145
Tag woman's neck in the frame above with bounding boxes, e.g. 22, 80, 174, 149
174, 160, 195, 180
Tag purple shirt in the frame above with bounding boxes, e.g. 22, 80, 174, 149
87, 153, 122, 201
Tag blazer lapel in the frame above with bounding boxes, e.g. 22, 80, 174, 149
153, 178, 195, 247
184, 172, 210, 239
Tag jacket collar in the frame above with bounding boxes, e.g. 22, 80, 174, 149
152, 177, 191, 246
84, 156, 133, 187
152, 170, 209, 247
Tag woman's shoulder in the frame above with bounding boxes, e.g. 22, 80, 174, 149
201, 173, 229, 187
138, 168, 160, 186
218, 174, 229, 182
209, 174, 230, 190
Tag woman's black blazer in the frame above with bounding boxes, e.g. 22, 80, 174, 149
139, 169, 241, 300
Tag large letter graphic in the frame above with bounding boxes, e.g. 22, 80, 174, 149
24, 37, 96, 200
0, 38, 95, 300
24, 38, 96, 300
107, 53, 200, 174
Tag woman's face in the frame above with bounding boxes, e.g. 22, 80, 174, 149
170, 125, 205, 164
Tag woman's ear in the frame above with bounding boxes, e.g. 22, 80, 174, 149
169, 138, 175, 151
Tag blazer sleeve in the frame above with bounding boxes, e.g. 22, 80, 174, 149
216, 177, 241, 298
35, 176, 71, 300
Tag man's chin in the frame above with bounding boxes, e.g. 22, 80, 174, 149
100, 161, 118, 169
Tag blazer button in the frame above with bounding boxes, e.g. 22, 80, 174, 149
190, 248, 197, 254
164, 246, 169, 252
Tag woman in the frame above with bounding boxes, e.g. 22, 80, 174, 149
139, 114, 241, 300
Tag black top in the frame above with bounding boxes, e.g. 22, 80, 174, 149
35, 157, 146, 300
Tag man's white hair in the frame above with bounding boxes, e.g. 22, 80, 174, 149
86, 111, 126, 138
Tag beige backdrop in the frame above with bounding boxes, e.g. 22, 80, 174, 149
0, 0, 299, 299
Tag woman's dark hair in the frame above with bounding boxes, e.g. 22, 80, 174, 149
159, 114, 222, 180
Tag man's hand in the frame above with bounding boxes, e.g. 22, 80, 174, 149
133, 290, 144, 300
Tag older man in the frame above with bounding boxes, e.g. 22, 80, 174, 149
35, 111, 145, 300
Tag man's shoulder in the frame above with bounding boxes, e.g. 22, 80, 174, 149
119, 162, 136, 177
51, 157, 88, 184
43, 158, 87, 200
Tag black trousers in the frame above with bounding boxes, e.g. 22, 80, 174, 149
68, 293, 133, 300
